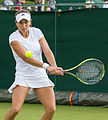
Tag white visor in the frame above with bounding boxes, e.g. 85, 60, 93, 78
16, 13, 31, 22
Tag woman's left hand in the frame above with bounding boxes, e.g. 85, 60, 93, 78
48, 66, 64, 76
56, 67, 64, 76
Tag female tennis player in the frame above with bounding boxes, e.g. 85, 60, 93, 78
4, 10, 63, 120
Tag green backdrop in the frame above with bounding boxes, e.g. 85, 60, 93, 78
0, 8, 108, 93
56, 0, 85, 3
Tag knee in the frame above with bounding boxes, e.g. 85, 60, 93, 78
50, 106, 56, 113
11, 107, 21, 114
46, 106, 56, 114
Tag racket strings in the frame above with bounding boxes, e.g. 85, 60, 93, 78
76, 61, 104, 84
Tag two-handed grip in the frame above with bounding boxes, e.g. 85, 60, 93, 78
47, 70, 66, 74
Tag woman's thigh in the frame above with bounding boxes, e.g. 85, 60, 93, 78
12, 85, 29, 109
34, 87, 56, 110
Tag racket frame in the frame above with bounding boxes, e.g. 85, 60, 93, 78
63, 58, 105, 85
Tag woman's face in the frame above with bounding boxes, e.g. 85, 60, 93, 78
16, 19, 31, 33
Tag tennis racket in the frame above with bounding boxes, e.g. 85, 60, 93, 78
63, 58, 105, 85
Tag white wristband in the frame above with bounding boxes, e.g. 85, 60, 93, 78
42, 63, 50, 69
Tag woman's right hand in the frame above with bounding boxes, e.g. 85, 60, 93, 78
46, 66, 64, 76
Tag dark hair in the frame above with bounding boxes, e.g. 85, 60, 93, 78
15, 10, 31, 16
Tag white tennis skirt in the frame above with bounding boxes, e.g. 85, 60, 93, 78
8, 76, 55, 93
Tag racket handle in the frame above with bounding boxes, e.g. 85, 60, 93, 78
62, 70, 66, 74
47, 71, 65, 74
47, 71, 50, 74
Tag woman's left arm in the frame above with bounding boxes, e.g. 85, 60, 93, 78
39, 37, 64, 76
39, 37, 57, 67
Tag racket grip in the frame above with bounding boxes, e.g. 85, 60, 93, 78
47, 71, 50, 74
47, 71, 65, 74
62, 70, 66, 74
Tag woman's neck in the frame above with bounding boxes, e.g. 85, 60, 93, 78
19, 30, 29, 38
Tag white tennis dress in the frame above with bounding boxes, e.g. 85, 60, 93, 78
8, 27, 54, 93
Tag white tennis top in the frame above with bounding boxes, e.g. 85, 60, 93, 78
8, 27, 54, 93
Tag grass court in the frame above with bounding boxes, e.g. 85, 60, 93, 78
0, 102, 108, 120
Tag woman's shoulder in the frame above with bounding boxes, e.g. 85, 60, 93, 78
9, 30, 20, 43
29, 27, 44, 39
29, 27, 41, 32
9, 30, 19, 38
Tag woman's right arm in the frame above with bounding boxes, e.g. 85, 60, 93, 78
10, 40, 56, 73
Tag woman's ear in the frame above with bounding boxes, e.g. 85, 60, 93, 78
15, 21, 18, 27
30, 19, 32, 27
30, 19, 32, 24
15, 20, 17, 25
